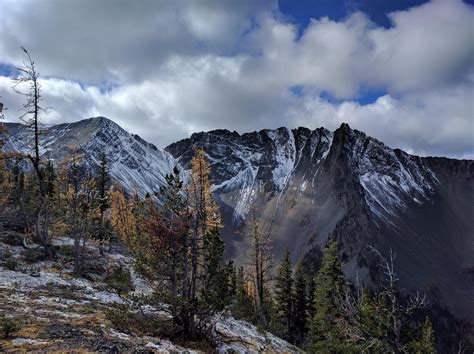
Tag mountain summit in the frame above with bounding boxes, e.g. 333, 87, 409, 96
3, 117, 178, 196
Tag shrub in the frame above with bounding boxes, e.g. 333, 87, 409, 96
4, 257, 19, 271
105, 264, 134, 296
0, 231, 25, 246
0, 315, 20, 339
21, 248, 44, 263
105, 302, 164, 337
105, 303, 132, 332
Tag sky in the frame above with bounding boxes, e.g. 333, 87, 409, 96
0, 0, 473, 158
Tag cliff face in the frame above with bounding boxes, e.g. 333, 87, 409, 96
167, 123, 474, 323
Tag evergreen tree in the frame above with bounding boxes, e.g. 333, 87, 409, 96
293, 263, 308, 346
309, 240, 352, 352
233, 266, 255, 322
227, 260, 237, 301
307, 266, 316, 318
202, 227, 230, 311
274, 248, 293, 341
356, 248, 435, 352
338, 248, 436, 352
110, 154, 225, 339
407, 318, 435, 353
11, 161, 25, 205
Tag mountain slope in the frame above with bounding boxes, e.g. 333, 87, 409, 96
2, 117, 178, 196
166, 123, 474, 323
3, 117, 472, 324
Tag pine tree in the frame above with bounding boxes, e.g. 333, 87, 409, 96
274, 248, 293, 341
233, 266, 255, 321
359, 248, 434, 352
111, 158, 226, 339
332, 248, 437, 352
202, 227, 229, 311
293, 263, 308, 345
407, 318, 435, 353
309, 240, 351, 352
227, 259, 237, 301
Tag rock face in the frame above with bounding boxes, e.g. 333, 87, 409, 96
2, 117, 179, 197
208, 315, 300, 353
167, 123, 474, 323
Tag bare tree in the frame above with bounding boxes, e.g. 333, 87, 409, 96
371, 247, 426, 349
12, 47, 55, 258
335, 247, 429, 352
245, 204, 273, 325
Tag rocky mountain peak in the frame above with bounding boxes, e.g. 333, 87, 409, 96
2, 117, 178, 197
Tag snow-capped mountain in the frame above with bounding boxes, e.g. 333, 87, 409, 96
2, 117, 178, 196
3, 117, 473, 323
167, 123, 474, 323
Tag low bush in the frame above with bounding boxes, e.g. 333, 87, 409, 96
4, 257, 19, 271
0, 231, 25, 247
105, 302, 166, 337
0, 315, 21, 339
105, 264, 134, 296
21, 248, 45, 263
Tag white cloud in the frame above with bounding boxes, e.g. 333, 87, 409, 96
243, 0, 474, 98
0, 0, 472, 158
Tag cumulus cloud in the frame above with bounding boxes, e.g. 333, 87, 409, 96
0, 0, 472, 158
244, 0, 474, 98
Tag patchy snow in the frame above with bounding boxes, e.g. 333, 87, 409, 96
320, 132, 334, 161
357, 137, 437, 220
299, 180, 308, 193
267, 128, 296, 191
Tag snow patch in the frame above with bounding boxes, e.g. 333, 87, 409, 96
267, 129, 296, 191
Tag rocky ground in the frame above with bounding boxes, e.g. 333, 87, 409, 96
0, 231, 300, 353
